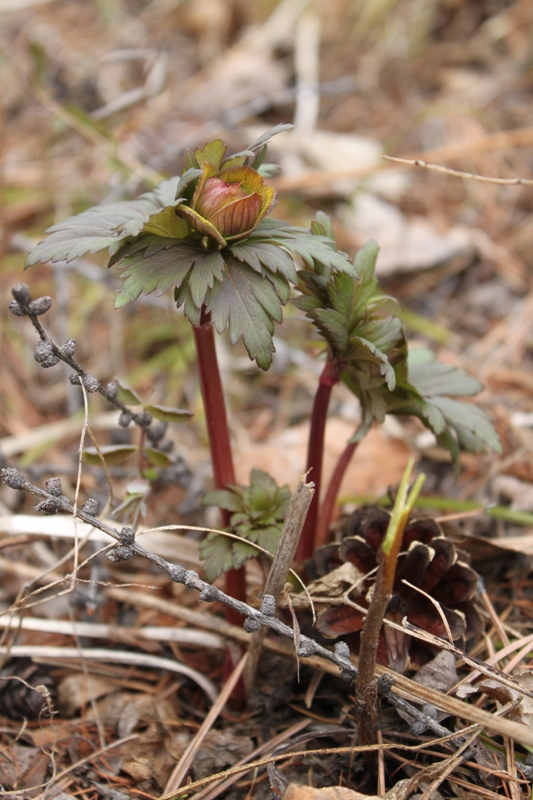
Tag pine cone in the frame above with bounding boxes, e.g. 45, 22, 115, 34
313, 507, 484, 672
0, 659, 57, 720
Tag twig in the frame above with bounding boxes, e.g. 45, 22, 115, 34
8, 284, 165, 433
356, 460, 425, 752
244, 476, 315, 695
5, 468, 533, 750
383, 155, 533, 186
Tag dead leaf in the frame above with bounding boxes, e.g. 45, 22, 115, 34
343, 192, 476, 277
58, 673, 115, 717
191, 728, 254, 780
284, 786, 378, 800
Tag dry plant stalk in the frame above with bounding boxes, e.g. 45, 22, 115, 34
356, 460, 425, 751
243, 477, 314, 695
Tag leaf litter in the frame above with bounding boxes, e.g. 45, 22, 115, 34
3, 0, 533, 797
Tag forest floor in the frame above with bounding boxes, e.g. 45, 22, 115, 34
2, 0, 533, 798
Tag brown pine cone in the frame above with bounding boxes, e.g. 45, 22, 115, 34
0, 658, 57, 720
313, 507, 484, 673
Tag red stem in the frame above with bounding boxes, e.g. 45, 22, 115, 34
295, 358, 339, 562
192, 310, 246, 616
315, 440, 359, 548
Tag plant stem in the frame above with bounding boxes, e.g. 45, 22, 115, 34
296, 358, 339, 562
192, 309, 246, 615
315, 440, 359, 549
355, 460, 425, 755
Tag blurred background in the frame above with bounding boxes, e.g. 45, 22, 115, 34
2, 0, 533, 523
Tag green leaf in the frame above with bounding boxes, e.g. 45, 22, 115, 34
311, 211, 334, 239
200, 534, 236, 583
208, 256, 283, 370
200, 469, 290, 578
247, 123, 294, 152
111, 238, 199, 307
115, 379, 142, 405
257, 525, 282, 554
173, 168, 203, 201
406, 348, 482, 397
25, 179, 183, 267
228, 241, 298, 283
142, 207, 189, 239
385, 349, 501, 458
194, 139, 227, 169
431, 396, 501, 453
143, 447, 174, 468
144, 404, 193, 422
203, 488, 243, 513
84, 445, 137, 466
249, 219, 357, 276
175, 282, 202, 326
232, 539, 260, 568
188, 250, 225, 307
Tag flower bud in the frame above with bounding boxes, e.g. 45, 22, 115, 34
177, 164, 275, 246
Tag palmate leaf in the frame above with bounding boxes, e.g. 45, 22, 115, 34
386, 348, 501, 460
208, 256, 285, 370
201, 468, 290, 579
228, 240, 298, 283
249, 219, 357, 276
200, 534, 236, 582
111, 236, 225, 308
25, 178, 182, 267
298, 238, 406, 395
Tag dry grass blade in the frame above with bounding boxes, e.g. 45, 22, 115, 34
0, 614, 224, 649
163, 652, 248, 794
190, 719, 311, 800
31, 733, 139, 800
0, 646, 218, 702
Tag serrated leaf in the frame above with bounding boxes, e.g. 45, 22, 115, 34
194, 139, 227, 169
407, 348, 482, 397
228, 241, 298, 283
257, 525, 282, 554
84, 445, 137, 466
232, 539, 259, 568
311, 211, 334, 239
175, 282, 202, 326
115, 379, 142, 405
144, 404, 193, 422
249, 219, 357, 275
247, 123, 294, 152
431, 396, 501, 452
188, 250, 225, 307
173, 168, 203, 201
208, 256, 283, 370
200, 534, 235, 582
143, 447, 174, 468
203, 488, 243, 513
385, 349, 501, 458
315, 309, 349, 351
25, 179, 186, 267
112, 238, 199, 307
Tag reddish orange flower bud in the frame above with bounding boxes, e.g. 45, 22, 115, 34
177, 163, 276, 246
